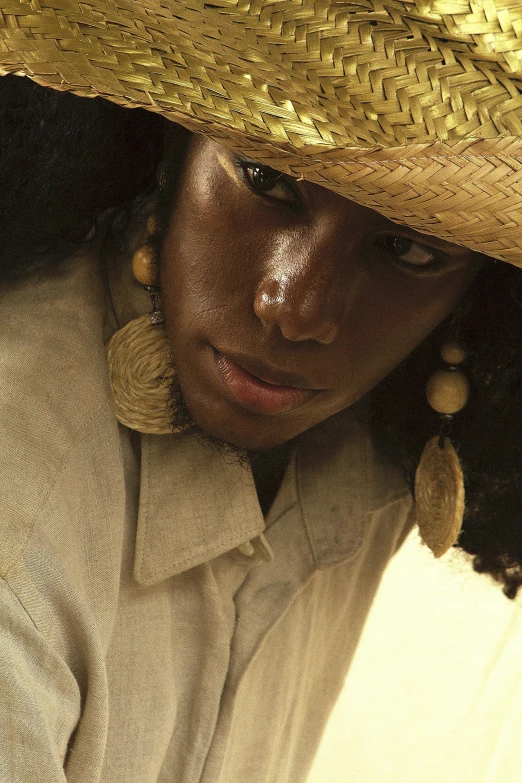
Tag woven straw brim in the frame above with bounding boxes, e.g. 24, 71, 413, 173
2, 1, 522, 264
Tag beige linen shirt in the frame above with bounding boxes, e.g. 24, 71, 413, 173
0, 247, 413, 783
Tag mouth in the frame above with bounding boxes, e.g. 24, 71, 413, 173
212, 348, 319, 415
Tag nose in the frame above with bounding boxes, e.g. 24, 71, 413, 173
253, 248, 349, 344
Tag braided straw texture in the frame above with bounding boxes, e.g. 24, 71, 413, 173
2, 1, 522, 263
106, 315, 176, 435
414, 435, 465, 558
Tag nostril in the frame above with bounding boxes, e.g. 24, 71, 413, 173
314, 322, 339, 345
279, 319, 339, 344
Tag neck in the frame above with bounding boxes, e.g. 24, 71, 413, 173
249, 444, 292, 516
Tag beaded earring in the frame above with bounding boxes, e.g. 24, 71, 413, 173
106, 215, 176, 435
414, 340, 470, 557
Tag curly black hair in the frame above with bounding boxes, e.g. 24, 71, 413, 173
369, 260, 522, 598
0, 74, 165, 277
2, 75, 522, 597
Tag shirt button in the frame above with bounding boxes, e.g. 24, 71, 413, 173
237, 541, 255, 557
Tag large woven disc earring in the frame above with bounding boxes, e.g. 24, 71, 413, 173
106, 216, 176, 435
414, 341, 469, 557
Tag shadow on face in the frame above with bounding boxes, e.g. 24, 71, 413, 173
158, 135, 483, 451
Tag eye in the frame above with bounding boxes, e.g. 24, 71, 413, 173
382, 236, 440, 271
238, 159, 299, 206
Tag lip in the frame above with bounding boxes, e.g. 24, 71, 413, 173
213, 349, 319, 415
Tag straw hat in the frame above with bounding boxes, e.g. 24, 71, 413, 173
1, 1, 522, 264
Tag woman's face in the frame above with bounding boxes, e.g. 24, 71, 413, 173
160, 136, 482, 450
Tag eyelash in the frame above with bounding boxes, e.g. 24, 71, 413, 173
376, 235, 448, 276
235, 158, 301, 208
235, 158, 454, 276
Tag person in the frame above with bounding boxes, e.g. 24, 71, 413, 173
0, 1, 521, 781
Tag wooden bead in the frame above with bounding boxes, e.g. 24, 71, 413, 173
132, 244, 156, 286
426, 369, 470, 415
146, 214, 158, 235
440, 341, 466, 366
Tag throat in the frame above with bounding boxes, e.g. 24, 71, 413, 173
249, 444, 292, 517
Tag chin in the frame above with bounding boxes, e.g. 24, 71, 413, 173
196, 413, 293, 452
171, 370, 338, 451
169, 377, 287, 452
191, 401, 303, 451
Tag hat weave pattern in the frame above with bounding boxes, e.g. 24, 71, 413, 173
2, 0, 522, 263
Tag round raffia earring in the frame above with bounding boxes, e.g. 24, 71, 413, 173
106, 215, 176, 435
414, 340, 470, 558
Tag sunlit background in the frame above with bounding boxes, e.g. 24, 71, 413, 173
307, 529, 522, 783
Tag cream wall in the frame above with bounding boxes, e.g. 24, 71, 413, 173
307, 530, 522, 783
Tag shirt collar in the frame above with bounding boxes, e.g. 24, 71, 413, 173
132, 406, 409, 586
294, 406, 408, 569
133, 432, 268, 585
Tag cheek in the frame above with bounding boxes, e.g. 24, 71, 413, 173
159, 184, 287, 331
334, 268, 478, 396
161, 171, 246, 300
160, 219, 232, 329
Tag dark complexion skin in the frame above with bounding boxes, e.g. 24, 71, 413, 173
160, 137, 483, 452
